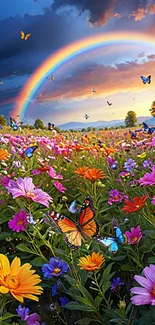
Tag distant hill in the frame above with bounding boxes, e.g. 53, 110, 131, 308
143, 117, 155, 125
58, 116, 150, 130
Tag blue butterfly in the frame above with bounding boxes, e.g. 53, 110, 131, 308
111, 164, 118, 170
68, 200, 78, 214
140, 75, 151, 84
23, 145, 38, 158
95, 219, 126, 254
129, 130, 137, 139
143, 122, 155, 135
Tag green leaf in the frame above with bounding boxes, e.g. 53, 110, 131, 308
147, 256, 155, 264
120, 264, 134, 271
94, 295, 104, 309
78, 284, 94, 305
111, 255, 126, 262
109, 318, 122, 323
65, 301, 96, 312
76, 318, 93, 324
64, 275, 77, 286
16, 244, 34, 254
102, 281, 111, 294
31, 257, 45, 267
0, 232, 11, 240
1, 313, 16, 321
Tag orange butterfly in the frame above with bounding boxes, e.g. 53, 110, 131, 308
48, 196, 98, 249
20, 31, 31, 40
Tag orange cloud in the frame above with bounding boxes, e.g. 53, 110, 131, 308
37, 58, 155, 103
129, 7, 148, 21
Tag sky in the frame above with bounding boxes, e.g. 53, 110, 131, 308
0, 0, 155, 126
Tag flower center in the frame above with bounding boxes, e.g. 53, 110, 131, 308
132, 237, 138, 242
17, 220, 24, 225
152, 285, 155, 297
4, 275, 19, 289
26, 191, 35, 198
114, 195, 119, 200
135, 205, 140, 208
53, 267, 61, 275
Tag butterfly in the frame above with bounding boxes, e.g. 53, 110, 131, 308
143, 122, 155, 135
93, 88, 96, 93
48, 196, 98, 249
68, 200, 78, 214
140, 75, 151, 84
48, 75, 54, 81
129, 130, 137, 139
20, 31, 31, 40
84, 114, 90, 119
22, 145, 38, 158
95, 218, 126, 254
107, 101, 112, 106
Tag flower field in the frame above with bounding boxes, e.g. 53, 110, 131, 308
0, 127, 155, 325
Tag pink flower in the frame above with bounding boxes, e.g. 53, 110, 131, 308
47, 167, 63, 180
1, 176, 11, 188
139, 165, 155, 186
31, 169, 41, 175
54, 181, 67, 193
130, 264, 155, 305
8, 209, 28, 232
125, 225, 142, 245
7, 177, 53, 207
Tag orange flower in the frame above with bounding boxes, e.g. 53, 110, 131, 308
84, 168, 105, 182
121, 195, 148, 214
74, 166, 88, 177
0, 254, 43, 302
78, 252, 104, 271
0, 148, 11, 161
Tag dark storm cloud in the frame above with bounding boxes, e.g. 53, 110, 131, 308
0, 10, 75, 77
51, 0, 155, 26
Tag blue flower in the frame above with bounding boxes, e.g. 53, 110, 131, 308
59, 297, 69, 307
124, 159, 136, 172
42, 257, 69, 279
51, 280, 62, 296
16, 305, 29, 320
110, 277, 124, 293
143, 159, 153, 169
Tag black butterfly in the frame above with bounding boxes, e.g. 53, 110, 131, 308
107, 101, 112, 106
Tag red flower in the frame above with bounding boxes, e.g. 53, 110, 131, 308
121, 196, 148, 214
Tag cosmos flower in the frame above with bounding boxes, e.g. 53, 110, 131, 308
121, 196, 148, 214
108, 189, 128, 205
130, 264, 155, 305
42, 257, 69, 278
110, 277, 124, 293
124, 159, 136, 172
0, 148, 11, 161
8, 209, 28, 232
0, 254, 43, 302
78, 252, 104, 271
74, 166, 88, 177
7, 177, 53, 207
84, 168, 105, 183
139, 166, 155, 186
125, 225, 142, 245
54, 181, 67, 193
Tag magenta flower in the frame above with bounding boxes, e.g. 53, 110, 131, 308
31, 169, 41, 175
7, 177, 53, 207
139, 165, 155, 186
125, 225, 142, 245
54, 181, 67, 193
8, 210, 28, 232
151, 196, 155, 205
130, 264, 155, 305
47, 167, 63, 180
1, 176, 11, 188
108, 189, 128, 205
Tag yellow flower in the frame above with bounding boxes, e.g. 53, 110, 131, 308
78, 252, 104, 271
0, 148, 11, 161
137, 152, 146, 159
0, 254, 43, 302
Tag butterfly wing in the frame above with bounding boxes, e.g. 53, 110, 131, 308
143, 122, 149, 132
25, 33, 31, 40
68, 200, 78, 214
24, 145, 38, 158
96, 236, 118, 254
13, 123, 18, 131
115, 227, 125, 244
146, 75, 151, 84
78, 196, 98, 238
21, 31, 25, 39
49, 212, 81, 249
140, 76, 147, 84
148, 127, 155, 135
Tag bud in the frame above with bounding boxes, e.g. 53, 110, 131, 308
6, 237, 12, 242
1, 161, 7, 167
1, 170, 8, 175
97, 180, 105, 188
62, 196, 68, 201
119, 300, 126, 309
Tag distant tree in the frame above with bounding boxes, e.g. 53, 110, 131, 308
34, 119, 44, 129
125, 111, 137, 127
99, 128, 103, 131
150, 101, 155, 117
104, 127, 108, 130
0, 115, 6, 126
81, 128, 86, 132
87, 127, 92, 132
92, 127, 96, 131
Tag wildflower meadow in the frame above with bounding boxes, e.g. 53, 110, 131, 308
0, 127, 155, 325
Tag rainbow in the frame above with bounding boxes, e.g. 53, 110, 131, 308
13, 31, 155, 119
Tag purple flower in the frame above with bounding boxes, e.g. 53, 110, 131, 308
16, 305, 41, 325
13, 161, 22, 169
16, 305, 29, 319
8, 209, 28, 232
111, 277, 124, 293
42, 257, 69, 278
130, 264, 155, 305
108, 189, 128, 205
7, 177, 53, 207
31, 169, 41, 175
107, 156, 117, 167
124, 159, 136, 172
59, 297, 69, 307
139, 165, 155, 186
143, 159, 153, 169
1, 176, 11, 188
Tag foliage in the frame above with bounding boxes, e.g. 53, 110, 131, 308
0, 115, 6, 125
149, 100, 155, 117
34, 118, 44, 129
125, 111, 137, 127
